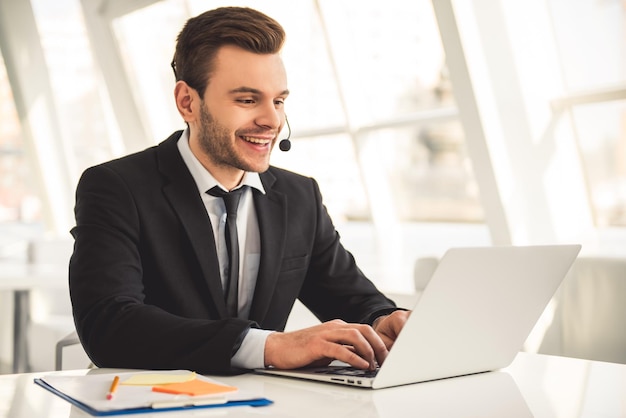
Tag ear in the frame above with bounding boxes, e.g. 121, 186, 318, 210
174, 81, 199, 123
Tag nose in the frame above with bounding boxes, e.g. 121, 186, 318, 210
255, 101, 282, 131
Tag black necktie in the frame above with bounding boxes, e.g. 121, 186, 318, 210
207, 186, 244, 317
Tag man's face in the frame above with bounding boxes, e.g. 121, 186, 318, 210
193, 45, 289, 178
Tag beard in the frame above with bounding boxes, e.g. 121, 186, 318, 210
196, 101, 273, 173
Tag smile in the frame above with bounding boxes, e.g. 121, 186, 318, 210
241, 136, 272, 145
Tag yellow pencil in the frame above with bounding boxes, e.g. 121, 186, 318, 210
106, 375, 120, 400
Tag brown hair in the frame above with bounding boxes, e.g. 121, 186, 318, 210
171, 7, 285, 96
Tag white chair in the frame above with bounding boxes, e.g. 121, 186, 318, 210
413, 256, 439, 291
54, 330, 94, 371
536, 256, 626, 364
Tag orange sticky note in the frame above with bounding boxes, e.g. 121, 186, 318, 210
152, 379, 237, 396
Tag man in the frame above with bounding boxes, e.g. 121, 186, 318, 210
69, 6, 409, 375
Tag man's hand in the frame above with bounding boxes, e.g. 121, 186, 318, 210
372, 310, 411, 349
264, 319, 388, 370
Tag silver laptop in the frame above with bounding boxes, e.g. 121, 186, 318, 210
256, 244, 581, 389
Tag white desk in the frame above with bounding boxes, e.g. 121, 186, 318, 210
0, 262, 68, 373
1, 352, 624, 417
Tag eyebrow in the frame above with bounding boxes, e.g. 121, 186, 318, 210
229, 86, 290, 96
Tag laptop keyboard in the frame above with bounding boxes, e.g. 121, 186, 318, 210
313, 366, 379, 378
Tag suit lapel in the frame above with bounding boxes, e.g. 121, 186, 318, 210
156, 132, 229, 317
248, 171, 287, 323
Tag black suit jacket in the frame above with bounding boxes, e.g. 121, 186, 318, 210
69, 131, 397, 374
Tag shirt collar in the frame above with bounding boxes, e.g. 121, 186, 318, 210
177, 128, 266, 195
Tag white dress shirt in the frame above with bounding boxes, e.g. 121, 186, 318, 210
177, 128, 273, 369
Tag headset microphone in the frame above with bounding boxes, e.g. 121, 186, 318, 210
279, 116, 291, 151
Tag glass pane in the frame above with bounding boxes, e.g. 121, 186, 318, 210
573, 100, 626, 227
0, 54, 43, 257
548, 0, 625, 91
357, 121, 482, 223
548, 0, 626, 227
0, 56, 41, 226
31, 0, 119, 175
111, 0, 189, 139
271, 133, 367, 221
318, 0, 448, 125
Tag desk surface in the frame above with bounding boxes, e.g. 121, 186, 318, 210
1, 352, 624, 417
0, 262, 67, 290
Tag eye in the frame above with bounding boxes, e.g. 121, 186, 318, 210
236, 99, 255, 105
274, 99, 285, 106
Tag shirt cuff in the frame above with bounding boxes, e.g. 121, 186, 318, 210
231, 328, 274, 369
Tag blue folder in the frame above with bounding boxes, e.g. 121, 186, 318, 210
34, 374, 272, 416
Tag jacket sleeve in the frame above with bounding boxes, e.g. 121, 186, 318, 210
69, 164, 253, 375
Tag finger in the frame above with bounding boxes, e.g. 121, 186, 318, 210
320, 339, 371, 370
353, 324, 389, 367
328, 326, 387, 369
374, 311, 411, 350
378, 333, 395, 350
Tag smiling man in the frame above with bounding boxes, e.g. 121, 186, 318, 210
179, 45, 289, 188
69, 6, 409, 375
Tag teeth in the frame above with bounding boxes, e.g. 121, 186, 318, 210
242, 136, 270, 145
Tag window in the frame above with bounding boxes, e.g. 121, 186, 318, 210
111, 0, 482, 226
31, 0, 122, 176
548, 0, 626, 227
0, 56, 40, 227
